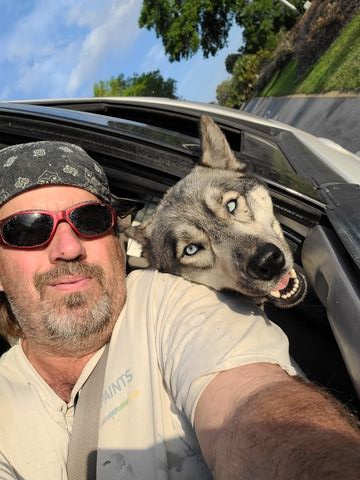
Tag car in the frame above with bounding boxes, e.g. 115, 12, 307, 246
0, 97, 359, 415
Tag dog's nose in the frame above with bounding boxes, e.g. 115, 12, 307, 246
246, 243, 285, 280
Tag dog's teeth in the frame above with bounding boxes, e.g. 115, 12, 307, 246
289, 269, 297, 279
270, 290, 281, 298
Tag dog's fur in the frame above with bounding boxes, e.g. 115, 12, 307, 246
125, 115, 307, 308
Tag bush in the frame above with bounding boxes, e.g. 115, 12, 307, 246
216, 79, 243, 109
217, 49, 271, 106
291, 0, 360, 76
253, 32, 295, 93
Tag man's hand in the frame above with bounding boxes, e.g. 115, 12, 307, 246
195, 363, 360, 479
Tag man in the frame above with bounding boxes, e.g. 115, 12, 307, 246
0, 140, 359, 480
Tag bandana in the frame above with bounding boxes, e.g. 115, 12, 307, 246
0, 141, 111, 206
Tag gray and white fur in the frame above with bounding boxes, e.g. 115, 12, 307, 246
125, 115, 307, 308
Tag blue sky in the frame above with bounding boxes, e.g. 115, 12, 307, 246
0, 0, 243, 103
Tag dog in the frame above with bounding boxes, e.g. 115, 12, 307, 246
125, 115, 307, 308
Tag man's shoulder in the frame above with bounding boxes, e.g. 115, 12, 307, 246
126, 268, 198, 299
0, 343, 21, 373
125, 267, 265, 323
0, 344, 26, 396
126, 268, 226, 298
127, 268, 187, 286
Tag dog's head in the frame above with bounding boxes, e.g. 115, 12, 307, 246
126, 115, 307, 308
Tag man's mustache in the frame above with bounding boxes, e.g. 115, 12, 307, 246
34, 261, 105, 295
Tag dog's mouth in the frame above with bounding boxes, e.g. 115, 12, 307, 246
267, 268, 307, 308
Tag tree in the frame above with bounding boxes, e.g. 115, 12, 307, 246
216, 78, 243, 108
139, 0, 240, 62
217, 49, 270, 108
225, 53, 242, 74
231, 49, 270, 97
93, 70, 178, 98
139, 0, 303, 62
236, 0, 302, 54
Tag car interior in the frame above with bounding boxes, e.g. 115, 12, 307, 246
0, 102, 359, 417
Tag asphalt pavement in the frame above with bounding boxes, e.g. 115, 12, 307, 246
241, 95, 360, 155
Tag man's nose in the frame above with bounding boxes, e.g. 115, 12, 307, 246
48, 222, 86, 262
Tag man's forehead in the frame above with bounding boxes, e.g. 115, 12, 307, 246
0, 185, 99, 218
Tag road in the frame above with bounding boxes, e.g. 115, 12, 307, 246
241, 95, 360, 155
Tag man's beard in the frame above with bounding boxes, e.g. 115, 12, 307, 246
7, 261, 115, 350
38, 290, 112, 347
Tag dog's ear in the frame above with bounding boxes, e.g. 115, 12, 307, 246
124, 218, 155, 261
199, 115, 246, 173
124, 219, 152, 248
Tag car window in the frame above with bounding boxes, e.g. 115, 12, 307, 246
241, 132, 295, 175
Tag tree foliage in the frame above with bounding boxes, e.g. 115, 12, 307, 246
216, 78, 242, 108
225, 53, 241, 74
139, 0, 303, 62
217, 48, 270, 107
237, 0, 301, 54
93, 70, 178, 98
139, 0, 240, 62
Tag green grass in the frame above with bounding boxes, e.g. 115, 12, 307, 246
261, 58, 299, 96
261, 8, 360, 96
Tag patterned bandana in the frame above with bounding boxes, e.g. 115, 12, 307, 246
0, 141, 111, 206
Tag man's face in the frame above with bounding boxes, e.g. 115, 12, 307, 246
0, 185, 126, 355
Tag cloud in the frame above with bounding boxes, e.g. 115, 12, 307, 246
0, 0, 143, 99
0, 0, 242, 102
66, 0, 143, 95
142, 43, 167, 69
0, 84, 12, 101
3, 1, 64, 63
0, 1, 77, 98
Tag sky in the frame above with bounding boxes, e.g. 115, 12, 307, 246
0, 0, 243, 103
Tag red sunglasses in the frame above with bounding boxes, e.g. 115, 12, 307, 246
0, 201, 117, 249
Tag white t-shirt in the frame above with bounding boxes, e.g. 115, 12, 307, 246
0, 269, 297, 479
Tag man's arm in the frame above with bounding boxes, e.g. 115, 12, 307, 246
195, 363, 360, 479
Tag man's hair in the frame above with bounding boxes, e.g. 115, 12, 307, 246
0, 293, 23, 340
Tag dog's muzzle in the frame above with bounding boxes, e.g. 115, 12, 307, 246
246, 243, 285, 281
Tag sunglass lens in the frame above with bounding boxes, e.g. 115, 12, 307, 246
2, 214, 54, 247
70, 204, 113, 236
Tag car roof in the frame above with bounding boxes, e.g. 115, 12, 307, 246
10, 96, 360, 185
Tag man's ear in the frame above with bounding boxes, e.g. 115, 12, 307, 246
199, 115, 247, 173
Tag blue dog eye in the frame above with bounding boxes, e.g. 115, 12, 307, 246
184, 244, 201, 255
226, 199, 237, 213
